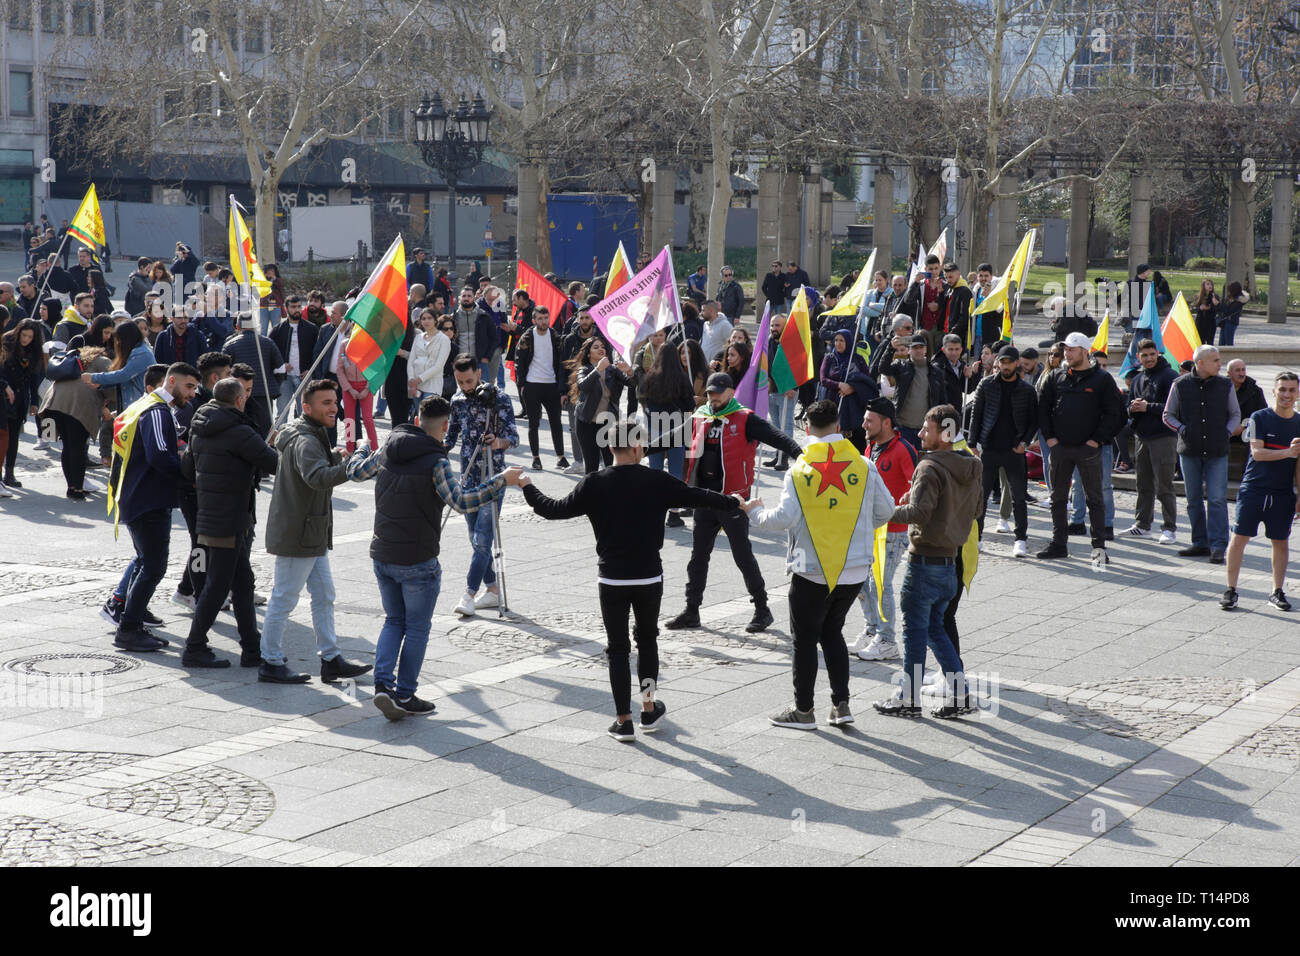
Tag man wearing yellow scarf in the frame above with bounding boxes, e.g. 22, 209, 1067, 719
742, 399, 896, 730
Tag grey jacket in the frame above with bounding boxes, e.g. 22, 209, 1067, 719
264, 415, 349, 557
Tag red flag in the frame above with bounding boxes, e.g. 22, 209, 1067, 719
516, 259, 568, 328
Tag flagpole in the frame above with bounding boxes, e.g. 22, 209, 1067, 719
273, 319, 347, 431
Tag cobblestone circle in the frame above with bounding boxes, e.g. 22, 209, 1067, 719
1230, 725, 1300, 764
1047, 677, 1255, 744
0, 751, 139, 794
0, 815, 177, 866
1, 570, 85, 593
5, 652, 141, 676
88, 766, 275, 832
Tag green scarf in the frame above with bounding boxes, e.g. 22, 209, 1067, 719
693, 397, 744, 421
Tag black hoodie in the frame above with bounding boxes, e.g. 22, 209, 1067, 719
1128, 355, 1178, 439
181, 401, 278, 539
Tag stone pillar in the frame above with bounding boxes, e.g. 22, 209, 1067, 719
873, 164, 894, 274
779, 169, 801, 266
818, 176, 833, 287
1269, 174, 1293, 325
516, 163, 540, 266
802, 171, 822, 285
921, 168, 943, 249
1226, 175, 1254, 295
1069, 175, 1090, 282
757, 168, 780, 276
996, 174, 1020, 271
650, 162, 675, 255
1128, 172, 1151, 278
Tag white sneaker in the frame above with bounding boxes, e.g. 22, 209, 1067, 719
453, 592, 477, 616
1159, 530, 1176, 545
82, 477, 105, 492
1012, 539, 1028, 558
922, 670, 944, 687
1125, 524, 1150, 538
857, 635, 900, 661
474, 589, 500, 610
33, 438, 51, 451
564, 460, 585, 475
995, 518, 1012, 534
845, 625, 876, 653
170, 590, 197, 610
1091, 547, 1110, 568
0, 481, 13, 498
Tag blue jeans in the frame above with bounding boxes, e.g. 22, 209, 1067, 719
769, 392, 796, 464
859, 530, 907, 641
647, 446, 685, 480
1217, 320, 1238, 346
898, 560, 964, 705
113, 558, 139, 603
1071, 443, 1114, 526
1038, 431, 1053, 492
277, 374, 303, 419
1179, 454, 1230, 550
259, 553, 342, 666
373, 557, 441, 698
121, 509, 172, 630
465, 506, 497, 592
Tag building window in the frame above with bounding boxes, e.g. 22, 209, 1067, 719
388, 106, 405, 136
7, 1, 33, 30
245, 16, 264, 53
71, 0, 93, 34
9, 70, 34, 117
40, 0, 62, 32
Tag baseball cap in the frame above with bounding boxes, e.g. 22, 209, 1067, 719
998, 346, 1021, 362
1063, 332, 1092, 349
705, 372, 735, 393
865, 397, 897, 424
909, 334, 928, 347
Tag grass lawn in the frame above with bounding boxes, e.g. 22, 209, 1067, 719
1026, 265, 1300, 310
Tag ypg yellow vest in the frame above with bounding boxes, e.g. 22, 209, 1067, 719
106, 390, 167, 536
790, 438, 870, 590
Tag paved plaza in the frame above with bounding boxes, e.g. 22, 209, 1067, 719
1, 394, 1298, 868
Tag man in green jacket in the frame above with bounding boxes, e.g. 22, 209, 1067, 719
258, 380, 373, 684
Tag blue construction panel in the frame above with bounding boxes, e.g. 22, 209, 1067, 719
547, 194, 640, 281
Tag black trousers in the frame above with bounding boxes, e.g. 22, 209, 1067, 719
684, 506, 766, 607
186, 529, 258, 654
599, 581, 662, 716
521, 382, 565, 459
3, 415, 18, 475
50, 411, 88, 490
577, 419, 612, 474
176, 489, 207, 599
789, 574, 857, 712
945, 551, 965, 658
1049, 443, 1105, 547
385, 386, 411, 430
979, 447, 1028, 540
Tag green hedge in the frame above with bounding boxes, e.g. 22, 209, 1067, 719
1184, 255, 1299, 272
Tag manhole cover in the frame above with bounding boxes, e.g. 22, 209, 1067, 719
1047, 677, 1254, 744
0, 751, 140, 794
0, 815, 177, 866
5, 653, 141, 676
88, 766, 275, 832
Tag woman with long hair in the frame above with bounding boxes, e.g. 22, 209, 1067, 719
38, 297, 63, 335
568, 336, 630, 474
141, 293, 169, 345
38, 343, 112, 499
407, 307, 453, 419
1216, 280, 1248, 346
678, 338, 708, 408
639, 333, 698, 526
720, 341, 751, 383
87, 268, 113, 317
91, 320, 154, 407
70, 314, 115, 353
0, 318, 48, 487
1193, 279, 1219, 347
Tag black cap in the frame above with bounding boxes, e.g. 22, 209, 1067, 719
705, 372, 735, 393
998, 346, 1020, 362
909, 334, 928, 346
866, 397, 897, 425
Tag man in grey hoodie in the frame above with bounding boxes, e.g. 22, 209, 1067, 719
258, 380, 373, 684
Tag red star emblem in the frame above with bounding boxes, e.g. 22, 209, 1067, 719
809, 453, 850, 496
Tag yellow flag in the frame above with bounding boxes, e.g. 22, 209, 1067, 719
974, 229, 1036, 340
229, 199, 271, 299
1092, 311, 1109, 354
821, 249, 877, 318
872, 523, 889, 621
67, 184, 106, 250
790, 439, 869, 590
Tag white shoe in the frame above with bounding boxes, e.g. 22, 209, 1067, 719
474, 589, 500, 610
1125, 524, 1150, 538
922, 670, 944, 687
845, 625, 876, 653
564, 460, 585, 475
33, 439, 51, 451
995, 518, 1012, 534
1091, 547, 1110, 568
1159, 530, 1176, 545
977, 540, 984, 552
0, 481, 13, 498
857, 635, 900, 661
82, 477, 105, 492
170, 590, 197, 610
453, 592, 477, 616
1012, 539, 1028, 558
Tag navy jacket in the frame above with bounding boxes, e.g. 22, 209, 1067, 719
152, 325, 208, 367
119, 400, 183, 524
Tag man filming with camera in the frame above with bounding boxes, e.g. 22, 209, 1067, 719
446, 353, 520, 616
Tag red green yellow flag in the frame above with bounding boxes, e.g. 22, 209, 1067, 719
67, 184, 106, 250
605, 242, 632, 297
342, 234, 409, 393
1160, 292, 1202, 367
1091, 311, 1109, 354
770, 287, 815, 392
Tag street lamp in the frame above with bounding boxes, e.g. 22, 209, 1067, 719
412, 91, 492, 284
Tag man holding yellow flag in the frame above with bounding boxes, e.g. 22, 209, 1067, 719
742, 400, 895, 730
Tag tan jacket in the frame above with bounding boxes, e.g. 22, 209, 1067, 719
39, 353, 111, 435
890, 448, 982, 557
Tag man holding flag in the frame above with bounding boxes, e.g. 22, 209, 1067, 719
742, 399, 896, 730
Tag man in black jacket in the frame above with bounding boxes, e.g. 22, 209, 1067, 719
124, 257, 153, 316
222, 312, 285, 438
888, 335, 950, 449
971, 346, 1038, 554
1124, 340, 1179, 542
180, 378, 280, 668
514, 305, 570, 470
762, 260, 786, 314
1036, 332, 1125, 562
270, 296, 319, 419
519, 418, 740, 741
782, 262, 811, 310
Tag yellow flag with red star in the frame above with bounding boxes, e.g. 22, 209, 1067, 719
790, 438, 869, 590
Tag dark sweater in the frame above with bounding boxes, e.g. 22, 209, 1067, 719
523, 465, 738, 579
118, 401, 183, 523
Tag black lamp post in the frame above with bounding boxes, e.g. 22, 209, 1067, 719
412, 92, 492, 284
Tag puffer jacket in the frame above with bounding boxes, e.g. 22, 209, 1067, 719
970, 373, 1039, 449
180, 401, 278, 539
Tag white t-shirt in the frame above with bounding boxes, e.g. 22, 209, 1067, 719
526, 329, 555, 384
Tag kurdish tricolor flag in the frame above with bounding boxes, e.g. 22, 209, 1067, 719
1160, 293, 1202, 367
342, 234, 409, 393
67, 184, 106, 251
770, 287, 815, 392
605, 242, 632, 297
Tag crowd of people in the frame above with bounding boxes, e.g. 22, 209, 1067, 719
1, 237, 1296, 740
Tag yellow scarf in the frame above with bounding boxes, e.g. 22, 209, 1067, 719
106, 391, 167, 537
790, 438, 871, 591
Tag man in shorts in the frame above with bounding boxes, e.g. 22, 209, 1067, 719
1221, 371, 1300, 611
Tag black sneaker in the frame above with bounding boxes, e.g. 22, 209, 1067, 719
1269, 589, 1292, 611
1067, 523, 1086, 536
258, 662, 310, 684
665, 511, 685, 528
372, 685, 405, 721
640, 700, 667, 733
320, 656, 373, 682
556, 457, 570, 469
745, 605, 774, 633
66, 489, 88, 500
142, 608, 164, 627
931, 698, 972, 720
396, 694, 437, 715
1178, 545, 1211, 557
873, 697, 922, 718
118, 624, 169, 647
4, 476, 20, 488
608, 718, 636, 742
113, 628, 164, 652
1036, 543, 1069, 560
1104, 526, 1115, 541
100, 599, 123, 627
531, 456, 543, 471
664, 607, 700, 630
1209, 550, 1226, 565
181, 648, 231, 668
1220, 587, 1238, 610
762, 457, 778, 468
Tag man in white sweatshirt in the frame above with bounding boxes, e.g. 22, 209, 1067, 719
741, 399, 896, 729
